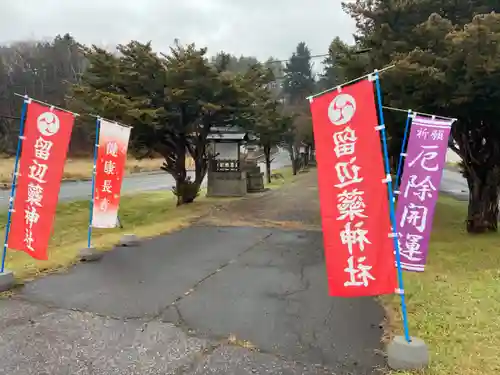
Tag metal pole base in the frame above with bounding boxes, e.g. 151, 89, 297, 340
118, 234, 139, 247
387, 336, 429, 370
0, 270, 15, 292
79, 247, 104, 262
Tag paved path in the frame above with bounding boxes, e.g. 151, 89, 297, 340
0, 151, 291, 206
0, 170, 386, 374
440, 168, 468, 201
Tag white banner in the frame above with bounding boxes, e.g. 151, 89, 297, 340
92, 120, 131, 228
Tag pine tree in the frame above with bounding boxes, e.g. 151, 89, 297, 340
341, 0, 500, 232
283, 42, 316, 105
71, 41, 257, 205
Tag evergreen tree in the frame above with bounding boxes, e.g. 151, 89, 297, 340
0, 33, 87, 154
237, 63, 290, 182
210, 52, 259, 74
71, 41, 257, 205
341, 0, 500, 233
320, 37, 371, 89
283, 42, 316, 105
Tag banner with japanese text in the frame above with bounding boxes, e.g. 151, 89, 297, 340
310, 79, 397, 297
9, 102, 75, 260
395, 115, 453, 272
92, 120, 131, 228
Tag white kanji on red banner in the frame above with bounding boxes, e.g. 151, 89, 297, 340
92, 120, 131, 228
9, 102, 75, 260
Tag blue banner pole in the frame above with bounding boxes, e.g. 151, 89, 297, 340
394, 111, 413, 194
87, 118, 101, 249
1, 96, 30, 274
373, 72, 412, 343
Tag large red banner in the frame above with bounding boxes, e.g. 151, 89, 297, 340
92, 119, 131, 228
310, 79, 397, 297
9, 101, 75, 260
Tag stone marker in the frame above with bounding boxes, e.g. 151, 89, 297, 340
118, 234, 139, 247
387, 335, 429, 370
79, 247, 104, 262
0, 270, 15, 292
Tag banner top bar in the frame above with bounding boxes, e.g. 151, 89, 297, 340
307, 65, 396, 101
88, 114, 133, 128
382, 105, 457, 121
14, 93, 80, 117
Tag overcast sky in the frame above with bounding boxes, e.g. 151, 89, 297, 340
0, 0, 355, 62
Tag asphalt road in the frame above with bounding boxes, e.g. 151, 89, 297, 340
14, 225, 384, 374
440, 168, 469, 201
0, 151, 291, 206
1, 171, 385, 374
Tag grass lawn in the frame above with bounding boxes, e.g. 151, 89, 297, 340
0, 157, 166, 185
384, 195, 500, 375
445, 162, 461, 172
1, 166, 295, 283
267, 166, 299, 189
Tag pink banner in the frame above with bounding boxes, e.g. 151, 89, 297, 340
396, 115, 453, 272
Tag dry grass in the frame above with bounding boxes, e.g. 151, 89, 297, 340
384, 195, 500, 375
0, 156, 165, 185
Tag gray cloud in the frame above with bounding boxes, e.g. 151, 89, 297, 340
0, 0, 355, 61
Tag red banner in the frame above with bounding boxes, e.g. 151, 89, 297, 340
92, 119, 131, 228
9, 101, 75, 260
310, 79, 397, 297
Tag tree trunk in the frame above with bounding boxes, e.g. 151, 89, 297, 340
304, 146, 310, 166
466, 170, 499, 233
287, 145, 298, 175
172, 140, 195, 206
194, 156, 207, 186
174, 179, 197, 205
175, 145, 208, 206
264, 144, 272, 184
